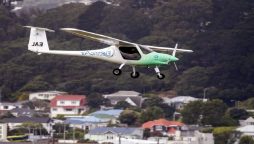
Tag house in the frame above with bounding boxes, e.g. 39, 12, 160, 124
29, 90, 67, 101
84, 127, 143, 142
0, 123, 7, 142
236, 125, 254, 138
103, 91, 143, 107
0, 101, 26, 113
239, 117, 254, 126
169, 125, 214, 144
1, 116, 52, 132
64, 116, 109, 131
162, 96, 202, 110
10, 108, 36, 117
50, 95, 88, 117
89, 109, 123, 124
142, 119, 184, 136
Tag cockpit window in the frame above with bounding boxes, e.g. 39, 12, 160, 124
119, 46, 141, 60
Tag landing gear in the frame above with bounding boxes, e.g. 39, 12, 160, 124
113, 63, 125, 76
157, 73, 165, 79
154, 66, 165, 79
130, 66, 139, 78
113, 69, 122, 75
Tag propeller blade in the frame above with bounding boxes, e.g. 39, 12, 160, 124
172, 43, 178, 57
174, 62, 178, 71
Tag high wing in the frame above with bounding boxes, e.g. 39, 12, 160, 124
61, 28, 193, 53
140, 45, 193, 53
61, 28, 135, 47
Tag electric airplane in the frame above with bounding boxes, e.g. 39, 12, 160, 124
24, 26, 193, 79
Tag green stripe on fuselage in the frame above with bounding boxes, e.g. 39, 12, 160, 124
136, 52, 178, 66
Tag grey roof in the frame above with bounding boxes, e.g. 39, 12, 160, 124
2, 116, 51, 123
10, 108, 35, 115
89, 127, 141, 135
30, 90, 67, 94
104, 91, 141, 97
108, 96, 143, 107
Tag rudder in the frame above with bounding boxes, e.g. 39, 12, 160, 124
24, 26, 54, 53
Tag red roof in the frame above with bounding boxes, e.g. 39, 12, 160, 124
50, 95, 87, 107
142, 119, 184, 129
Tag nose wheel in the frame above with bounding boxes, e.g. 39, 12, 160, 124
130, 72, 139, 78
113, 69, 122, 76
157, 73, 165, 79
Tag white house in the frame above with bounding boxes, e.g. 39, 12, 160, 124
64, 116, 109, 131
236, 125, 254, 138
162, 96, 202, 110
50, 95, 88, 117
103, 91, 143, 107
0, 101, 24, 111
84, 127, 143, 142
239, 117, 254, 126
1, 116, 52, 133
0, 123, 7, 142
29, 90, 67, 101
168, 126, 214, 144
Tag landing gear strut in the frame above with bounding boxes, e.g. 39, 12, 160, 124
113, 63, 125, 76
130, 66, 139, 78
154, 66, 165, 79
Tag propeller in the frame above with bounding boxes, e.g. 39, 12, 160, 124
172, 43, 178, 71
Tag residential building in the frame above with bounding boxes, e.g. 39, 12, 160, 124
64, 116, 109, 131
142, 119, 184, 136
0, 101, 25, 112
0, 123, 7, 142
236, 125, 254, 138
103, 90, 143, 107
162, 96, 202, 110
50, 95, 88, 117
1, 116, 52, 132
29, 90, 67, 101
168, 125, 214, 144
10, 108, 36, 117
89, 109, 123, 124
239, 117, 254, 126
84, 127, 143, 142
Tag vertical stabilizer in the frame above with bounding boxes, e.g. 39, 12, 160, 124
24, 26, 54, 53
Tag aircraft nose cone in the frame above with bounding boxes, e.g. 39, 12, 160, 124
171, 56, 179, 62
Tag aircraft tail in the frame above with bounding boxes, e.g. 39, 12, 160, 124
24, 26, 54, 53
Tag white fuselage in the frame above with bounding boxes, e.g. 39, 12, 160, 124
34, 46, 141, 65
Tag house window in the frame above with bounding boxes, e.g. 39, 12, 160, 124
60, 101, 65, 104
3, 106, 8, 109
65, 109, 73, 111
53, 108, 57, 111
71, 101, 76, 104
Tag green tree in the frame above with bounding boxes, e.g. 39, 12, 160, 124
142, 96, 164, 108
87, 93, 107, 108
114, 101, 131, 109
202, 100, 228, 126
139, 106, 164, 123
227, 108, 249, 120
119, 110, 139, 126
213, 127, 236, 144
239, 136, 254, 144
181, 101, 203, 124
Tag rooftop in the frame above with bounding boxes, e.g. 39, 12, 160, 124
89, 109, 123, 118
88, 127, 141, 135
1, 116, 51, 123
103, 91, 141, 97
142, 119, 184, 129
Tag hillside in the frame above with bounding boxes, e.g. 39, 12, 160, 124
0, 0, 253, 103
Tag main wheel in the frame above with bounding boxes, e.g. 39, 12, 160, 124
157, 73, 165, 79
113, 69, 122, 76
130, 72, 140, 78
